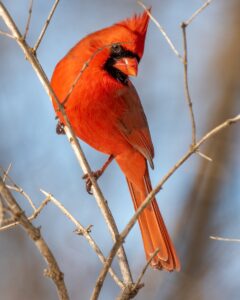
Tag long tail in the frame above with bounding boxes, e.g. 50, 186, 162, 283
126, 167, 180, 271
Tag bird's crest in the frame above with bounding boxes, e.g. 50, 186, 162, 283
117, 9, 150, 39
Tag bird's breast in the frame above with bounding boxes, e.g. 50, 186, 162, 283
65, 79, 130, 156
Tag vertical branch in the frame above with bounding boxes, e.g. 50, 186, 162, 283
181, 22, 196, 146
139, 1, 214, 148
0, 176, 69, 300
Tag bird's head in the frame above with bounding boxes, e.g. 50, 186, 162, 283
79, 9, 150, 84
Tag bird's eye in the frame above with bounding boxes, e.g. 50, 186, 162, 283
111, 44, 122, 54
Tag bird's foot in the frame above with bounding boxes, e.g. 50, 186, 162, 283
82, 170, 103, 195
56, 121, 65, 135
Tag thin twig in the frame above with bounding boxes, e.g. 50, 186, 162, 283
91, 114, 240, 300
210, 236, 240, 242
23, 0, 33, 40
33, 0, 60, 53
181, 22, 197, 145
6, 185, 37, 211
137, 1, 183, 61
0, 165, 37, 211
133, 248, 160, 291
185, 0, 213, 26
0, 196, 50, 232
0, 2, 132, 285
90, 235, 126, 300
116, 250, 160, 300
197, 150, 212, 162
0, 29, 14, 39
0, 176, 69, 300
2, 163, 12, 182
40, 189, 124, 289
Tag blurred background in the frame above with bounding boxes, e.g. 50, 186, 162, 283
0, 0, 239, 299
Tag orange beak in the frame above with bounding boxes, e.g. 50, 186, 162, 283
114, 57, 138, 77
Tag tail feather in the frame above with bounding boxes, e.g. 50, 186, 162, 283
127, 167, 180, 271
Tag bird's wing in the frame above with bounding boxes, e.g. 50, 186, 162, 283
115, 81, 154, 168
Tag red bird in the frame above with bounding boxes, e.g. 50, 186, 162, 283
51, 10, 180, 271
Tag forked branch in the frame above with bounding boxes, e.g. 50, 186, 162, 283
0, 176, 69, 300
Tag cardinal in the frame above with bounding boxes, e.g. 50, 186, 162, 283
51, 9, 180, 271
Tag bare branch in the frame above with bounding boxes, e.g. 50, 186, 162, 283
0, 2, 132, 284
0, 165, 37, 211
6, 185, 37, 211
138, 1, 182, 60
40, 189, 124, 289
185, 0, 213, 26
197, 150, 213, 162
0, 196, 50, 232
90, 235, 126, 300
181, 22, 197, 145
33, 0, 60, 53
115, 248, 160, 300
23, 0, 33, 40
115, 249, 160, 300
210, 236, 240, 243
2, 163, 12, 182
133, 248, 160, 292
0, 29, 14, 39
0, 176, 69, 300
179, 0, 214, 146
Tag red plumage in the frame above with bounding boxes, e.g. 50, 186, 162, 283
51, 10, 180, 271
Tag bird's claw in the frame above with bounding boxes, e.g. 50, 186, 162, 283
82, 170, 102, 195
56, 121, 65, 135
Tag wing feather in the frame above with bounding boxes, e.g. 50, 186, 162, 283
115, 81, 154, 168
